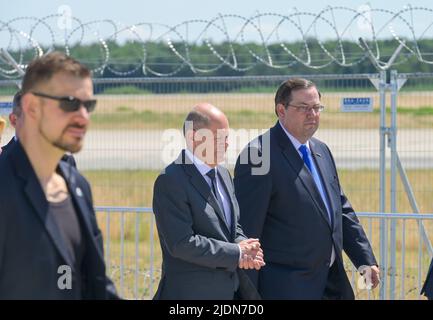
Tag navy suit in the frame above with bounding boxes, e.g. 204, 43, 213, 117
0, 141, 117, 299
234, 122, 377, 299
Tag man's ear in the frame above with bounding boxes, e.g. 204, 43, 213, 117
8, 113, 16, 128
276, 103, 286, 118
21, 93, 38, 120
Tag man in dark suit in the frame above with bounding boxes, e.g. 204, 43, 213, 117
421, 260, 433, 299
1, 91, 76, 167
234, 78, 380, 300
0, 52, 117, 299
152, 103, 265, 300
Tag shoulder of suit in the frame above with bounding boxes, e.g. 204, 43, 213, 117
161, 160, 184, 176
243, 130, 271, 153
310, 137, 330, 153
156, 161, 188, 186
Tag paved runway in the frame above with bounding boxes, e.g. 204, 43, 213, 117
2, 128, 433, 170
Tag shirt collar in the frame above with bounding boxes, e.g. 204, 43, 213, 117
278, 121, 310, 154
184, 148, 216, 177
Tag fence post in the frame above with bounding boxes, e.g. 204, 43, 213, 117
389, 70, 398, 300
379, 70, 388, 300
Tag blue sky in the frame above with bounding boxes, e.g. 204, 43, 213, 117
2, 0, 433, 45
3, 0, 431, 23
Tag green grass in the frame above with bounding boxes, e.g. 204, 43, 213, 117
102, 86, 153, 95
397, 106, 433, 116
0, 87, 19, 95
89, 106, 433, 130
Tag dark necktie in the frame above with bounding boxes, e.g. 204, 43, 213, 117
206, 169, 226, 220
299, 144, 313, 172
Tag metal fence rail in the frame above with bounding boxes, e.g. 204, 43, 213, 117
95, 207, 433, 300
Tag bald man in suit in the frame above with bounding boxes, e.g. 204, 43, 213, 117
153, 103, 264, 300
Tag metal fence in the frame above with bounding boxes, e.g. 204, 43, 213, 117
1, 72, 433, 299
95, 207, 433, 300
2, 73, 385, 211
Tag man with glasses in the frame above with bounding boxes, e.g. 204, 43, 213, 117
0, 52, 117, 299
234, 77, 379, 299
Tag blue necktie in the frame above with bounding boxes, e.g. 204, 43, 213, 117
298, 144, 333, 226
299, 144, 313, 172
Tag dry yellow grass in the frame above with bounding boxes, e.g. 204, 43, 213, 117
91, 92, 433, 113
84, 168, 433, 299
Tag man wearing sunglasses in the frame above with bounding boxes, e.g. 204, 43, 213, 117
0, 52, 118, 299
1, 91, 76, 168
234, 78, 379, 299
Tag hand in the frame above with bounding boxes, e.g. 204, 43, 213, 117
239, 248, 265, 270
238, 239, 265, 270
370, 265, 380, 289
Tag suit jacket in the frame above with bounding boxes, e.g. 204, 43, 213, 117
234, 122, 377, 299
152, 150, 260, 300
0, 138, 14, 155
1, 138, 77, 168
0, 141, 117, 299
421, 259, 433, 299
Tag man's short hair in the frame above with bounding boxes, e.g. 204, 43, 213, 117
182, 110, 211, 136
274, 78, 321, 116
21, 51, 91, 94
12, 90, 22, 117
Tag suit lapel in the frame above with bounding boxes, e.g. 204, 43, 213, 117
273, 123, 332, 230
310, 141, 336, 228
11, 142, 74, 269
179, 151, 231, 235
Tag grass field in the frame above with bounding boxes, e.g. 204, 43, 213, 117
85, 168, 433, 299
2, 91, 433, 130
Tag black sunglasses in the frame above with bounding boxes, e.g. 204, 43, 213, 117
31, 92, 97, 113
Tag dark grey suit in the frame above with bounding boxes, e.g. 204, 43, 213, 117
234, 122, 377, 299
152, 151, 260, 300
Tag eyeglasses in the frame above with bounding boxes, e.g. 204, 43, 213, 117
31, 92, 97, 113
287, 104, 325, 114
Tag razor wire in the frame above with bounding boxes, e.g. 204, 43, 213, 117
2, 5, 433, 77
